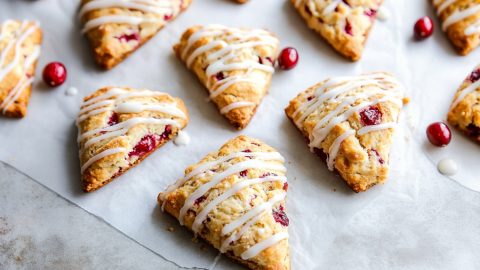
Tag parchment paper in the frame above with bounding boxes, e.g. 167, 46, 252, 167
0, 0, 473, 269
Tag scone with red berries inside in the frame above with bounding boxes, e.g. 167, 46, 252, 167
432, 0, 480, 55
447, 65, 480, 142
285, 72, 408, 192
291, 0, 383, 61
0, 20, 42, 118
159, 135, 290, 270
79, 0, 192, 69
77, 86, 189, 192
174, 25, 279, 129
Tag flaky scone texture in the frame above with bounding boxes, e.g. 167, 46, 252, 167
447, 65, 480, 142
291, 0, 383, 61
433, 0, 480, 55
285, 72, 408, 192
0, 20, 42, 118
79, 0, 192, 69
77, 86, 189, 192
159, 135, 290, 270
174, 25, 279, 129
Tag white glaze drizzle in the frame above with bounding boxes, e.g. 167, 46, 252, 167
357, 122, 396, 135
450, 74, 480, 110
79, 0, 181, 33
173, 130, 190, 146
435, 0, 456, 15
240, 232, 289, 260
323, 0, 342, 16
0, 21, 40, 113
179, 25, 278, 114
327, 129, 355, 171
439, 2, 480, 33
81, 147, 126, 173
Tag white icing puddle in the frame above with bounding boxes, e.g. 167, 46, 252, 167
437, 158, 458, 176
174, 130, 190, 146
377, 6, 390, 21
65, 86, 78, 96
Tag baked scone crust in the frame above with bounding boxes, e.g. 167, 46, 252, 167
291, 0, 383, 61
174, 25, 279, 129
433, 0, 480, 55
159, 135, 290, 269
447, 65, 480, 142
79, 0, 192, 69
285, 72, 407, 192
0, 20, 42, 118
77, 86, 189, 192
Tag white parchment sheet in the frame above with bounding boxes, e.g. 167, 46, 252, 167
0, 0, 479, 269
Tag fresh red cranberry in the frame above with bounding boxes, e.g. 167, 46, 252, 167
368, 149, 384, 164
364, 9, 377, 18
283, 182, 289, 191
239, 170, 248, 177
278, 47, 299, 70
129, 134, 159, 157
215, 72, 225, 81
359, 106, 382, 126
414, 16, 434, 40
194, 195, 207, 206
42, 62, 67, 87
467, 68, 480, 83
272, 206, 289, 226
108, 113, 119, 126
344, 20, 353, 36
426, 122, 451, 147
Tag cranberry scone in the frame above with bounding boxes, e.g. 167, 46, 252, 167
0, 20, 42, 118
77, 87, 189, 192
432, 0, 480, 55
159, 135, 290, 270
174, 25, 280, 129
79, 0, 192, 69
291, 0, 383, 61
447, 65, 480, 142
285, 72, 408, 192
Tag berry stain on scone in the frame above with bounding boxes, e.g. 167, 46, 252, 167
0, 20, 42, 118
76, 87, 189, 192
432, 0, 480, 55
285, 72, 408, 192
79, 0, 192, 69
174, 25, 280, 130
159, 136, 290, 270
447, 65, 480, 142
291, 0, 383, 61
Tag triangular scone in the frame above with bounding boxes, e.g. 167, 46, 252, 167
159, 135, 290, 270
285, 72, 408, 192
291, 0, 383, 61
79, 0, 192, 69
77, 87, 189, 192
432, 0, 480, 55
173, 25, 279, 129
447, 65, 480, 142
0, 20, 42, 118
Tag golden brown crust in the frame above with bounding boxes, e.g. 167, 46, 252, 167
77, 86, 189, 192
159, 135, 290, 269
285, 72, 406, 192
173, 25, 279, 129
291, 0, 383, 61
433, 0, 480, 55
447, 65, 480, 142
0, 20, 42, 118
80, 0, 192, 69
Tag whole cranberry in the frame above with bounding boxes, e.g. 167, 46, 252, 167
426, 122, 451, 147
42, 62, 67, 87
278, 47, 299, 70
414, 16, 434, 40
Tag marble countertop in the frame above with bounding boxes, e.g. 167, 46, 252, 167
1, 160, 480, 270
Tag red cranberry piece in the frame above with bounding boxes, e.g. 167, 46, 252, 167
364, 9, 377, 18
278, 47, 299, 70
239, 170, 248, 177
116, 32, 140, 43
108, 113, 119, 126
160, 125, 172, 141
42, 62, 67, 87
414, 16, 434, 40
344, 20, 353, 36
283, 182, 289, 191
467, 68, 480, 83
242, 149, 252, 153
129, 134, 158, 157
368, 149, 384, 164
467, 123, 480, 137
272, 207, 289, 226
164, 14, 173, 21
215, 72, 225, 81
307, 96, 315, 101
194, 195, 207, 206
426, 122, 451, 147
359, 106, 382, 126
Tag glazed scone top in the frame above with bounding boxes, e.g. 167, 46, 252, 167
77, 87, 188, 179
175, 24, 279, 117
288, 72, 405, 171
433, 0, 480, 34
0, 20, 41, 116
160, 136, 289, 268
